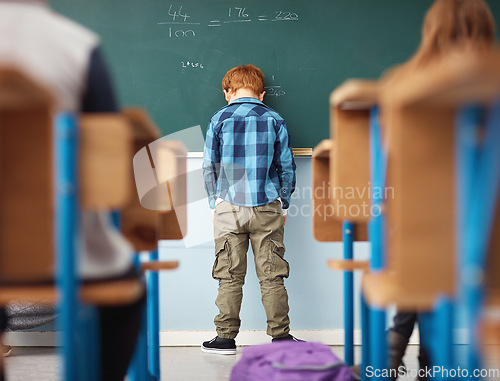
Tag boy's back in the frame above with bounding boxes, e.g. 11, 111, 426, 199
201, 65, 300, 355
204, 96, 295, 210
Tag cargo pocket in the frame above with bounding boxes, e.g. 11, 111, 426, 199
269, 239, 289, 279
212, 237, 232, 281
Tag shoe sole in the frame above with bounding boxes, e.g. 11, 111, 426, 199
201, 345, 236, 355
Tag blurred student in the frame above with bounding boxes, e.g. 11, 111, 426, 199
202, 65, 298, 354
0, 0, 145, 380
381, 0, 496, 379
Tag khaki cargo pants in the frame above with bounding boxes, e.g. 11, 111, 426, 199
212, 199, 290, 339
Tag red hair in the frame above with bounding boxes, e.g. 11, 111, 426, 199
222, 65, 265, 95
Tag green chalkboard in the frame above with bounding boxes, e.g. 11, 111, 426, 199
51, 0, 500, 149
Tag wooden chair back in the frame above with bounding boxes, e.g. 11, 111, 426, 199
0, 66, 132, 284
121, 108, 187, 252
312, 140, 367, 241
0, 67, 55, 282
330, 80, 378, 223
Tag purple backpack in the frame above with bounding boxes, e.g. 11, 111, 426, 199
230, 341, 354, 381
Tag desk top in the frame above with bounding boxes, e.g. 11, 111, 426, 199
330, 80, 379, 111
381, 50, 500, 109
0, 66, 53, 109
312, 140, 332, 159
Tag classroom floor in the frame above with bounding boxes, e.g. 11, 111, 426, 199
3, 345, 500, 380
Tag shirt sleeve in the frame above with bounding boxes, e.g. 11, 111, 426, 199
202, 121, 220, 209
80, 47, 119, 113
273, 120, 296, 209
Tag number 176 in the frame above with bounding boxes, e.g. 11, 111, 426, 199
229, 7, 248, 18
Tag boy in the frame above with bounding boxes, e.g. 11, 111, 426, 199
202, 64, 298, 355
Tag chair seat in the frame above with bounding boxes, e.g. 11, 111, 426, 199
141, 260, 179, 272
327, 259, 369, 271
0, 278, 144, 307
362, 271, 441, 310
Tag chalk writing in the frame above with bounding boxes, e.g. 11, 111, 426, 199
274, 11, 299, 21
181, 61, 205, 69
158, 4, 199, 37
228, 7, 249, 18
265, 85, 285, 98
158, 4, 299, 35
169, 28, 196, 38
168, 5, 191, 22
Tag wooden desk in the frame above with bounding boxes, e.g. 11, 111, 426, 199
312, 139, 367, 242
330, 80, 379, 223
0, 68, 132, 282
121, 108, 187, 250
363, 50, 500, 309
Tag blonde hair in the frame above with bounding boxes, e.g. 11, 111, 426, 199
222, 65, 265, 95
411, 0, 496, 68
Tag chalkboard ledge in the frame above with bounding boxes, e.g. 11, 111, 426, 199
187, 148, 312, 158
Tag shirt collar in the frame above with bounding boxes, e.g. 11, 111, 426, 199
229, 97, 266, 106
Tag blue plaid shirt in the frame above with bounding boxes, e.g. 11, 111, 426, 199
203, 97, 296, 210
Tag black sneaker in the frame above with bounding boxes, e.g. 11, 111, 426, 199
271, 334, 304, 342
201, 336, 236, 355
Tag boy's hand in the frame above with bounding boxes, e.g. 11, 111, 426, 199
283, 215, 287, 226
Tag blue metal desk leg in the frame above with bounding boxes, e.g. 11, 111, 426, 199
342, 221, 354, 366
417, 311, 434, 381
343, 221, 355, 366
55, 114, 80, 381
419, 299, 454, 381
435, 298, 454, 381
369, 106, 388, 381
148, 249, 161, 379
456, 105, 482, 379
456, 103, 500, 379
369, 308, 387, 380
128, 254, 152, 381
360, 292, 370, 381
